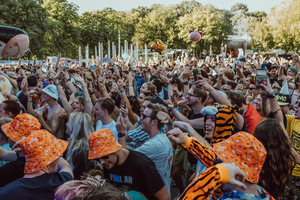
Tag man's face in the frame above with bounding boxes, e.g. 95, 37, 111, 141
185, 88, 199, 106
205, 115, 216, 140
41, 92, 51, 102
93, 102, 105, 120
287, 69, 296, 77
270, 68, 277, 76
280, 105, 289, 114
98, 153, 118, 170
140, 108, 154, 133
140, 100, 150, 115
0, 103, 9, 118
295, 100, 300, 119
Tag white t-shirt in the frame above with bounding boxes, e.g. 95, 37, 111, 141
136, 133, 173, 195
96, 120, 118, 140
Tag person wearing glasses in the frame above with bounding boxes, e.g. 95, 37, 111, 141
88, 129, 170, 200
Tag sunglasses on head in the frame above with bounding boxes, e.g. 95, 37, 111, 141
249, 87, 256, 90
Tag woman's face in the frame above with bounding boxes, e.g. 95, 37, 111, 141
72, 98, 84, 112
140, 83, 148, 93
255, 94, 262, 110
138, 93, 146, 107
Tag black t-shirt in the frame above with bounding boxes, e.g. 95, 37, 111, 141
104, 150, 165, 200
0, 157, 25, 187
0, 171, 73, 200
187, 111, 204, 164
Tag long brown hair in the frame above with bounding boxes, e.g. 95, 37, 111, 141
253, 118, 295, 199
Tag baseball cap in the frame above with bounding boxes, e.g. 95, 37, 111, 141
62, 65, 69, 70
289, 66, 297, 74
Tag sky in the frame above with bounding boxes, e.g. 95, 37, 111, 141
69, 0, 281, 14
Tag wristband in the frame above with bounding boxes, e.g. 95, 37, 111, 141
183, 81, 189, 85
55, 82, 60, 86
67, 78, 71, 82
266, 92, 276, 98
120, 89, 125, 93
118, 132, 125, 137
89, 91, 95, 95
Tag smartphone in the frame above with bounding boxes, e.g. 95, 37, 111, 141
233, 59, 240, 70
256, 69, 267, 88
193, 69, 201, 81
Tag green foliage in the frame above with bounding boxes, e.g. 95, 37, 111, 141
1, 0, 299, 59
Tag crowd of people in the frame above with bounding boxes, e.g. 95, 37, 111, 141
0, 52, 299, 200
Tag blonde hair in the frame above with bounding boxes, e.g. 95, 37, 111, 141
0, 75, 12, 97
66, 112, 94, 164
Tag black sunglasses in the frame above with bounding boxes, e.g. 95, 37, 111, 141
141, 113, 155, 119
100, 155, 109, 160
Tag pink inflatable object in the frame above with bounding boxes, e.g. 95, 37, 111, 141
188, 30, 203, 42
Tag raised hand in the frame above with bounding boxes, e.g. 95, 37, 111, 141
167, 128, 188, 145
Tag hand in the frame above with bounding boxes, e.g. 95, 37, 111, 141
73, 74, 85, 84
195, 76, 213, 91
54, 68, 62, 80
164, 100, 174, 109
260, 78, 272, 95
156, 111, 171, 124
167, 128, 188, 145
97, 76, 106, 90
177, 99, 187, 108
116, 114, 127, 133
173, 121, 189, 130
220, 163, 246, 191
120, 105, 128, 118
235, 84, 243, 91
11, 136, 26, 153
33, 110, 43, 120
117, 79, 124, 91
245, 93, 254, 104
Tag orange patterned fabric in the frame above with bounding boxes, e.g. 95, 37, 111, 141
88, 128, 122, 160
179, 165, 226, 200
213, 131, 267, 183
1, 113, 41, 142
20, 130, 68, 174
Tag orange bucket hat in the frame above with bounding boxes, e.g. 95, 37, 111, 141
213, 131, 267, 183
1, 113, 41, 142
20, 130, 68, 174
88, 128, 122, 160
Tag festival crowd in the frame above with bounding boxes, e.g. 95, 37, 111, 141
0, 52, 299, 200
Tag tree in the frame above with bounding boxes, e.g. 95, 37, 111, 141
0, 0, 50, 58
177, 5, 229, 54
42, 0, 80, 58
265, 0, 300, 52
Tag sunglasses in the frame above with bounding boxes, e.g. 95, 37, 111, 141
186, 92, 199, 97
100, 155, 109, 160
249, 88, 256, 90
141, 113, 155, 119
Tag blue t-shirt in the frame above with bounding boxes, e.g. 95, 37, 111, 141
0, 171, 73, 200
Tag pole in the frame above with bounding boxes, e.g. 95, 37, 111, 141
145, 44, 147, 63
118, 30, 121, 57
130, 44, 133, 58
85, 45, 89, 65
78, 46, 81, 60
136, 42, 138, 61
108, 40, 110, 58
98, 42, 100, 61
